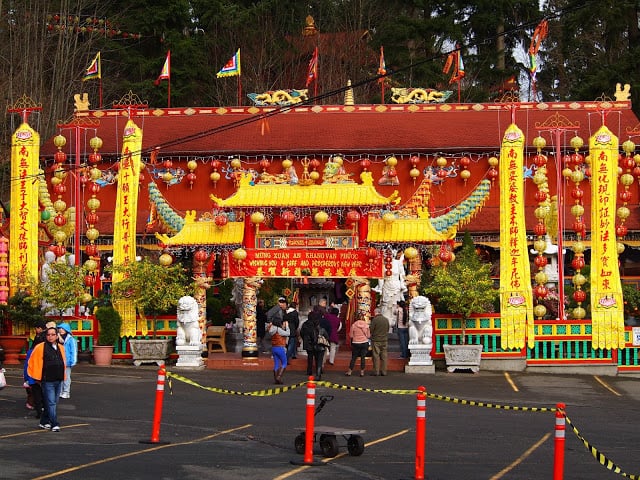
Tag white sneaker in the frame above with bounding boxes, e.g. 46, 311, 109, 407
39, 423, 51, 430
51, 426, 60, 432
59, 393, 70, 399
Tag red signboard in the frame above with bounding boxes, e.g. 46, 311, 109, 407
228, 249, 382, 278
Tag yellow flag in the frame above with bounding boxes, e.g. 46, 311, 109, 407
112, 119, 143, 336
499, 124, 534, 349
590, 125, 624, 349
9, 123, 40, 296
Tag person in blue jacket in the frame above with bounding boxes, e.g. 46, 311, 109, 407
57, 323, 77, 399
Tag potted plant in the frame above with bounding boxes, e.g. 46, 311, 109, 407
423, 231, 498, 372
0, 284, 45, 365
93, 305, 123, 366
110, 258, 189, 366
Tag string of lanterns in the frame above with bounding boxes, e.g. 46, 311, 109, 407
567, 136, 587, 319
46, 14, 142, 39
531, 136, 551, 319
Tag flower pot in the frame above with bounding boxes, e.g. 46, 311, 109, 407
129, 338, 173, 366
443, 344, 483, 373
93, 345, 114, 366
0, 335, 28, 365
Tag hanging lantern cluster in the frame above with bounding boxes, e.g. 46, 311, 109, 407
436, 157, 448, 181
487, 156, 499, 183
162, 158, 174, 185
210, 159, 221, 187
84, 136, 103, 264
409, 155, 421, 184
0, 237, 8, 304
309, 158, 321, 181
459, 156, 471, 183
568, 135, 587, 319
186, 160, 197, 189
531, 136, 550, 319
383, 248, 393, 277
50, 134, 72, 258
365, 246, 378, 270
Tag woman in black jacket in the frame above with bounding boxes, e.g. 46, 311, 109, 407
300, 310, 327, 380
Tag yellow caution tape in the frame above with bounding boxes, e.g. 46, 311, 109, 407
565, 415, 640, 479
426, 392, 557, 412
166, 371, 306, 396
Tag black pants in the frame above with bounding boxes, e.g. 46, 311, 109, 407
305, 348, 325, 378
349, 342, 369, 370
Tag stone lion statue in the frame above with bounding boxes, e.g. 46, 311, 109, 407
176, 296, 202, 346
409, 295, 433, 347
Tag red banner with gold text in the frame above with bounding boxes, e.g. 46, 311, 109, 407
228, 249, 382, 278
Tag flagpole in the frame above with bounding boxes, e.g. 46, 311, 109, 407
99, 78, 103, 109
168, 78, 171, 108
381, 82, 385, 104
237, 75, 242, 106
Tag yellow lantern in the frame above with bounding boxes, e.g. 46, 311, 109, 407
81, 292, 93, 304
84, 259, 98, 272
250, 211, 265, 225
159, 253, 173, 266
382, 212, 395, 224
314, 211, 329, 228
404, 247, 418, 260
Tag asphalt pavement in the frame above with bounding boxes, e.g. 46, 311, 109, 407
1, 362, 640, 479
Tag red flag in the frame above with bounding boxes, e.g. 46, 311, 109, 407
154, 51, 170, 86
305, 47, 318, 87
377, 46, 386, 83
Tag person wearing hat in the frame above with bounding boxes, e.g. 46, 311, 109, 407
57, 322, 77, 399
23, 319, 47, 416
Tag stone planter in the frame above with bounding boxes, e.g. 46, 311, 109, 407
129, 338, 173, 366
443, 344, 483, 373
0, 335, 28, 365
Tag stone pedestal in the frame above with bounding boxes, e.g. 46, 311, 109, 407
406, 345, 435, 373
175, 345, 205, 369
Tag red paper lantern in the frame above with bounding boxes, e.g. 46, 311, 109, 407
54, 184, 67, 195
281, 210, 295, 227
54, 245, 66, 257
572, 220, 585, 233
534, 256, 548, 268
85, 244, 99, 257
163, 159, 173, 169
619, 190, 632, 202
346, 210, 361, 225
366, 247, 378, 259
360, 158, 371, 170
89, 153, 102, 164
534, 284, 548, 298
571, 153, 584, 165
88, 183, 101, 195
214, 215, 228, 228
259, 159, 270, 171
487, 167, 498, 180
534, 190, 548, 202
54, 151, 67, 163
533, 154, 547, 167
533, 223, 546, 236
53, 214, 67, 227
573, 290, 587, 303
616, 224, 629, 237
194, 249, 208, 263
459, 156, 471, 168
622, 157, 635, 170
571, 256, 585, 270
438, 249, 452, 263
309, 158, 320, 171
633, 166, 640, 177
570, 187, 584, 200
84, 274, 95, 286
410, 155, 420, 167
211, 159, 221, 170
186, 172, 197, 185
86, 212, 99, 225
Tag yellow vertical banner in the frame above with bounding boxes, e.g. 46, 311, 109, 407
590, 125, 624, 349
112, 119, 143, 336
499, 123, 534, 349
9, 123, 40, 295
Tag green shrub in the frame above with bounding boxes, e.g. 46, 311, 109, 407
95, 306, 123, 346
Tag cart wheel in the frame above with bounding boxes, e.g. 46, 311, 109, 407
347, 435, 365, 456
319, 435, 339, 457
294, 433, 306, 454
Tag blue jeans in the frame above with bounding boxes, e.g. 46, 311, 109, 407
61, 366, 72, 396
286, 336, 297, 359
41, 380, 62, 427
272, 346, 287, 370
398, 328, 409, 358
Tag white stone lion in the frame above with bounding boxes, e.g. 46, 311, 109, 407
409, 295, 433, 347
176, 296, 202, 346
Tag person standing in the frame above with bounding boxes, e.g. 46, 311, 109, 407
23, 319, 47, 417
284, 302, 300, 360
396, 300, 410, 359
300, 310, 325, 380
27, 327, 66, 431
324, 307, 342, 365
256, 299, 268, 353
267, 317, 290, 384
370, 307, 390, 376
57, 322, 77, 399
345, 313, 370, 377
